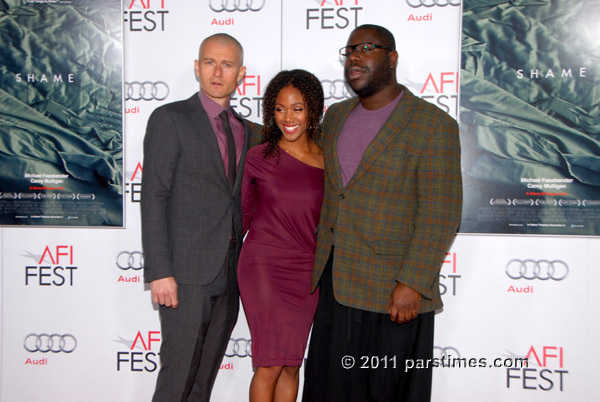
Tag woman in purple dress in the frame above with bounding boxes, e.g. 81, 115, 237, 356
238, 69, 325, 402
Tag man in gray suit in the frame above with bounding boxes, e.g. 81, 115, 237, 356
141, 33, 257, 402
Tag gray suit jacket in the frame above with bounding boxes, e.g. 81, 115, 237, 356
141, 93, 254, 285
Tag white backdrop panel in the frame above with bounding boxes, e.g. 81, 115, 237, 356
1, 0, 598, 401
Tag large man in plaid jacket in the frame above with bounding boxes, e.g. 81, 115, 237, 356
302, 24, 463, 402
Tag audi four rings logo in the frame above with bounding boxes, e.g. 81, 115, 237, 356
321, 79, 352, 100
24, 333, 77, 353
433, 346, 461, 359
125, 81, 169, 101
116, 251, 144, 270
505, 259, 569, 281
225, 338, 251, 357
406, 0, 461, 7
209, 0, 265, 12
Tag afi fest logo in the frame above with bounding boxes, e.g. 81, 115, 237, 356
505, 259, 569, 294
24, 245, 77, 287
125, 162, 143, 204
116, 331, 161, 372
419, 72, 459, 118
439, 252, 460, 297
231, 73, 263, 119
124, 0, 169, 32
306, 0, 363, 30
115, 332, 244, 371
507, 345, 568, 392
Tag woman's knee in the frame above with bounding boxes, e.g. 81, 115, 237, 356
256, 365, 284, 382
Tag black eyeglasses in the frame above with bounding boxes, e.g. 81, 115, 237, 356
339, 42, 393, 57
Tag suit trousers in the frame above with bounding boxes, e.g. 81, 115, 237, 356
152, 242, 239, 402
302, 248, 434, 402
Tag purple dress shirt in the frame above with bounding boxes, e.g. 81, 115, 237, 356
199, 91, 245, 177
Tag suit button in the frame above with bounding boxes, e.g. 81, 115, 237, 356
339, 193, 345, 199
330, 227, 334, 233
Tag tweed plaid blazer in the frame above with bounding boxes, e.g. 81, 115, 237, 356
312, 87, 462, 314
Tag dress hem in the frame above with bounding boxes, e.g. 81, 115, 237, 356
252, 357, 305, 368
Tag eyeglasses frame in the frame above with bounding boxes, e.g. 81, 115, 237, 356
338, 41, 394, 57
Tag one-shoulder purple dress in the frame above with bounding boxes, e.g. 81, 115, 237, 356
238, 143, 323, 367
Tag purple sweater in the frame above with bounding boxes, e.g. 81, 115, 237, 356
337, 92, 402, 186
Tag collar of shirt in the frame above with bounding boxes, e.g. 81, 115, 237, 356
198, 90, 245, 170
198, 90, 243, 132
199, 90, 226, 120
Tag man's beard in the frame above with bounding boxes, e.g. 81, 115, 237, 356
345, 56, 392, 98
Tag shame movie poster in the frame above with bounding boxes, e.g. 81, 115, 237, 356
0, 0, 123, 226
459, 0, 600, 235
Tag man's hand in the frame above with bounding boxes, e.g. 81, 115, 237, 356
151, 277, 179, 308
389, 282, 420, 324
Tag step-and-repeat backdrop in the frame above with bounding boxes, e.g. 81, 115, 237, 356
1, 0, 599, 401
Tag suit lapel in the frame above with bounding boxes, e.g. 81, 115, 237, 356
328, 98, 359, 190
345, 88, 415, 188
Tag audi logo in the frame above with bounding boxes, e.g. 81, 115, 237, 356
433, 346, 461, 359
24, 333, 77, 353
505, 259, 569, 281
209, 0, 265, 12
224, 337, 251, 357
116, 251, 144, 270
125, 81, 169, 101
406, 0, 461, 7
321, 79, 352, 100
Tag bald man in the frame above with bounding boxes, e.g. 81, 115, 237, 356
141, 33, 259, 402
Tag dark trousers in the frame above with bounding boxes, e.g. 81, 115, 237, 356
152, 243, 239, 402
302, 250, 434, 402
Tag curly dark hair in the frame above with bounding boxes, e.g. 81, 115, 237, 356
261, 69, 324, 159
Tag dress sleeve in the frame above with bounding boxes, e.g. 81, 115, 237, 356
241, 155, 257, 235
